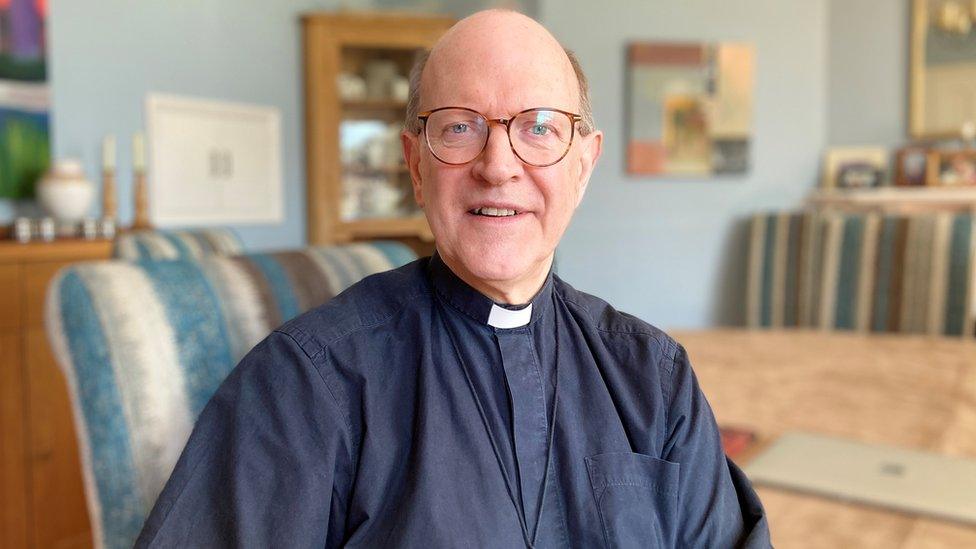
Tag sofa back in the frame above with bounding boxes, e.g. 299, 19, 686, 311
747, 211, 976, 336
45, 241, 417, 549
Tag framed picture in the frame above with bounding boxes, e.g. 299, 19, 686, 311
821, 147, 888, 189
626, 41, 755, 176
894, 145, 929, 186
910, 0, 976, 138
147, 94, 283, 225
0, 0, 49, 199
927, 149, 976, 186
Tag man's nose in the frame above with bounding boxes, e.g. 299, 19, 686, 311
472, 122, 522, 185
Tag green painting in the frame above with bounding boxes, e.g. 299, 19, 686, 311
0, 107, 48, 198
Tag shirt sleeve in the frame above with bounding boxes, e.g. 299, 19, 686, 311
135, 329, 355, 548
662, 342, 771, 548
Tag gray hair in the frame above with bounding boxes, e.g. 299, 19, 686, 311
403, 47, 596, 136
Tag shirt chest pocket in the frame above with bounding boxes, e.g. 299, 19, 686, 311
585, 452, 680, 549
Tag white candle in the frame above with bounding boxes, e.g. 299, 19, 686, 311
133, 133, 145, 172
102, 135, 116, 171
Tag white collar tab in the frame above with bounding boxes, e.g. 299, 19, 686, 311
487, 303, 532, 329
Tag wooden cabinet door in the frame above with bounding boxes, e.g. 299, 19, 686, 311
0, 265, 21, 331
0, 331, 27, 549
27, 327, 92, 549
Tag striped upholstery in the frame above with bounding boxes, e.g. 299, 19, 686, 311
746, 211, 821, 328
113, 228, 244, 261
747, 211, 976, 337
45, 241, 417, 549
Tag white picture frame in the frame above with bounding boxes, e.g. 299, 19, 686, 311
145, 93, 283, 226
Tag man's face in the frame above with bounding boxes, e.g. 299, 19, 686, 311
402, 17, 602, 298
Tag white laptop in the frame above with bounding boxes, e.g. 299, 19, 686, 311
743, 432, 976, 526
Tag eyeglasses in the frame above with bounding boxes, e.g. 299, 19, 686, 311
418, 107, 582, 167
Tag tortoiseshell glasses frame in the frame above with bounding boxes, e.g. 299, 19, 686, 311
417, 106, 583, 167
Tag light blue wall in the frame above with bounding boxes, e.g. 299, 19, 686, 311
543, 0, 828, 328
41, 0, 831, 329
42, 0, 531, 250
45, 0, 349, 250
827, 0, 908, 147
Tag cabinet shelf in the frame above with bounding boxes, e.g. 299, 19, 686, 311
341, 99, 408, 110
339, 216, 433, 242
808, 186, 976, 213
343, 165, 409, 177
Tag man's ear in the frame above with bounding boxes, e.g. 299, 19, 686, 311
401, 130, 424, 208
573, 129, 603, 207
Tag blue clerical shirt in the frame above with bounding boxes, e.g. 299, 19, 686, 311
137, 254, 770, 548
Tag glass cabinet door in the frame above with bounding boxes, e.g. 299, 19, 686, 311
338, 47, 421, 222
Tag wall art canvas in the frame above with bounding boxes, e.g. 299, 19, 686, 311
0, 0, 49, 199
626, 41, 755, 176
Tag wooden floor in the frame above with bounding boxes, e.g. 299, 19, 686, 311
672, 329, 976, 548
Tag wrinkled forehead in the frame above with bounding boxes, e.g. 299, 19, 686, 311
421, 18, 579, 116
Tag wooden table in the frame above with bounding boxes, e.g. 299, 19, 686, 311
673, 329, 976, 548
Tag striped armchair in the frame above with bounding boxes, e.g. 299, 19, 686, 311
113, 228, 244, 261
45, 241, 417, 549
746, 211, 976, 337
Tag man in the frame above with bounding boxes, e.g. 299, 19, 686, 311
138, 9, 769, 548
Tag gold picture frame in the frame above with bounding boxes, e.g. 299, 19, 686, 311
910, 0, 976, 139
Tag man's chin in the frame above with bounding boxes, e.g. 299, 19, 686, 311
460, 255, 547, 295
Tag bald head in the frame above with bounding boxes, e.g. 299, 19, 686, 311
429, 10, 571, 85
404, 10, 594, 135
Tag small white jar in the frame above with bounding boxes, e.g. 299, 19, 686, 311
36, 159, 95, 225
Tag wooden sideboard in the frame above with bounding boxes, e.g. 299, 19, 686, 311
1, 240, 112, 549
675, 328, 976, 548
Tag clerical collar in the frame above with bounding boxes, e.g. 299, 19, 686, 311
427, 252, 554, 329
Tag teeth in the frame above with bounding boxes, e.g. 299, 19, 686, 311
473, 207, 517, 217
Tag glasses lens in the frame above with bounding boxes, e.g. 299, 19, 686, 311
510, 109, 574, 166
425, 109, 488, 164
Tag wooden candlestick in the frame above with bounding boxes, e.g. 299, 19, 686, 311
101, 169, 117, 221
132, 170, 152, 230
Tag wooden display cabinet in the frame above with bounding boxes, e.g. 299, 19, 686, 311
302, 12, 452, 249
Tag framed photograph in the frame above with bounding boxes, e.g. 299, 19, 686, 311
821, 147, 888, 189
927, 149, 976, 186
894, 145, 929, 186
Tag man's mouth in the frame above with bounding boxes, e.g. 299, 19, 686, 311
469, 207, 519, 217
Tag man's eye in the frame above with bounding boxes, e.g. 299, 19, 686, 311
449, 123, 469, 134
530, 125, 550, 136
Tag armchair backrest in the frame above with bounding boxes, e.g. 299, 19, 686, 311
113, 228, 244, 261
45, 241, 418, 549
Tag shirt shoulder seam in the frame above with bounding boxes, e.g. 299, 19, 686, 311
559, 290, 661, 338
560, 292, 679, 431
282, 285, 428, 359
661, 334, 678, 429
272, 286, 428, 451
272, 328, 357, 439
